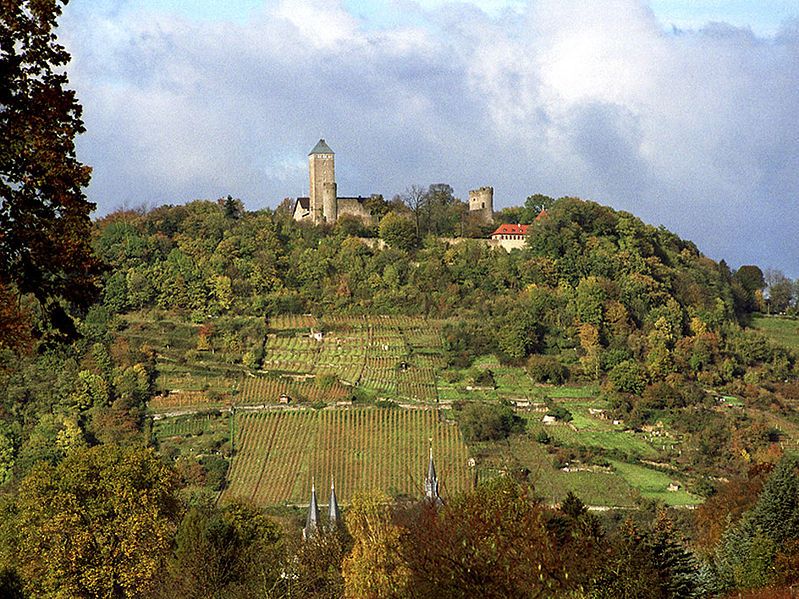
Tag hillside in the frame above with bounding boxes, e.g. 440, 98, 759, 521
64, 197, 795, 511
4, 194, 799, 597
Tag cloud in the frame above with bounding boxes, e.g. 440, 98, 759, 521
59, 1, 799, 275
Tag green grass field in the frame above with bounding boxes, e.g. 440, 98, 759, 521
609, 460, 701, 506
539, 424, 659, 459
473, 435, 640, 507
752, 315, 799, 350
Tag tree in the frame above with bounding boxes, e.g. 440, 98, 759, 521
694, 466, 771, 559
734, 266, 766, 312
714, 457, 799, 591
15, 445, 181, 597
423, 183, 462, 236
591, 516, 698, 598
342, 490, 410, 599
608, 359, 648, 395
520, 194, 554, 223
397, 185, 425, 239
379, 212, 417, 252
286, 528, 350, 599
765, 269, 794, 314
400, 477, 581, 598
218, 195, 244, 219
158, 501, 282, 597
0, 0, 103, 341
456, 402, 524, 442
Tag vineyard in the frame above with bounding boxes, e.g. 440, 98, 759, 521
237, 375, 349, 404
221, 407, 471, 506
153, 412, 216, 437
130, 313, 450, 412
262, 315, 447, 402
150, 375, 350, 411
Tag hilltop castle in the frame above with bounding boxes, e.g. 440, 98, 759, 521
292, 139, 494, 225
292, 139, 377, 225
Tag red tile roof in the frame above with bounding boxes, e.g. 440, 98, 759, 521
491, 223, 529, 236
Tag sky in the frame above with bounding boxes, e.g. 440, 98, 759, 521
58, 1, 799, 275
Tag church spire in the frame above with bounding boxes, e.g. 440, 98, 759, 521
425, 441, 443, 506
303, 478, 321, 541
328, 478, 341, 527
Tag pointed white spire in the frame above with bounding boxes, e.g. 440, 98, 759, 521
328, 477, 341, 526
425, 439, 443, 506
303, 477, 321, 541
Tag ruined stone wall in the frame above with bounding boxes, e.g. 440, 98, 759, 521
337, 198, 373, 223
468, 186, 494, 223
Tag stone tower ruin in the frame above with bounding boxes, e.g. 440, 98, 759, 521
468, 186, 494, 223
309, 139, 336, 224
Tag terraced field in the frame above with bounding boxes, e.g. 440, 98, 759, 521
263, 315, 446, 402
221, 407, 471, 506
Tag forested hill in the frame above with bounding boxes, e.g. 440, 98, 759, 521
95, 196, 742, 321
92, 196, 784, 388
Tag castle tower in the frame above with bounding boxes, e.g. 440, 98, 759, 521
328, 478, 341, 529
309, 139, 336, 224
322, 181, 338, 224
425, 445, 443, 506
303, 479, 321, 541
468, 186, 494, 223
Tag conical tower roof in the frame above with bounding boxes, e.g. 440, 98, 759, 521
309, 138, 334, 155
328, 478, 341, 526
303, 479, 321, 540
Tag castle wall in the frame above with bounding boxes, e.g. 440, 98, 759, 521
468, 187, 494, 223
337, 198, 373, 224
441, 237, 525, 251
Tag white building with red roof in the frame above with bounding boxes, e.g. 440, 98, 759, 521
490, 223, 529, 250
489, 209, 547, 250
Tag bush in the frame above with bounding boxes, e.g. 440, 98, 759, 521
379, 212, 417, 251
457, 403, 524, 443
317, 373, 338, 390
473, 369, 496, 389
442, 320, 496, 368
547, 406, 573, 422
526, 355, 569, 384
200, 455, 229, 492
607, 360, 648, 395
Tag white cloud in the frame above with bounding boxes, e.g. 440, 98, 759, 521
274, 0, 361, 48
59, 0, 799, 274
